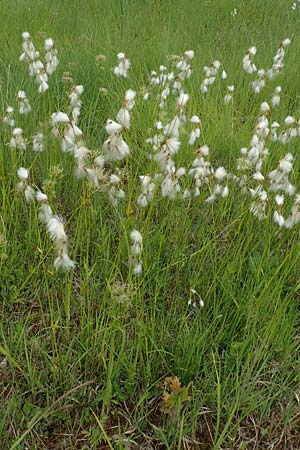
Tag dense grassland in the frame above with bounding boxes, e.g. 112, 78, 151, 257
1, 0, 300, 448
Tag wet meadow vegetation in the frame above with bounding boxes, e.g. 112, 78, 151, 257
1, 0, 300, 448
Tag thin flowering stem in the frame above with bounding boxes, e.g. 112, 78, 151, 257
120, 0, 125, 42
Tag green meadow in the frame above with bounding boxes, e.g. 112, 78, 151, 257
1, 0, 300, 448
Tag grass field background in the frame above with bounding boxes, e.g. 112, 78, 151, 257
1, 0, 300, 448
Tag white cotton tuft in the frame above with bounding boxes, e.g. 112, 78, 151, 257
184, 50, 194, 59
44, 38, 54, 51
130, 229, 142, 244
191, 115, 200, 124
36, 191, 48, 202
116, 108, 130, 129
260, 102, 270, 113
54, 250, 76, 271
51, 112, 70, 124
214, 167, 227, 181
282, 38, 291, 47
105, 120, 123, 134
47, 216, 67, 242
24, 186, 35, 203
17, 167, 29, 181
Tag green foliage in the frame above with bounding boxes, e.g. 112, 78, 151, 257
1, 0, 300, 448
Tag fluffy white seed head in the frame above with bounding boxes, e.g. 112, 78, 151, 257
200, 145, 209, 156
275, 194, 284, 206
191, 115, 200, 124
54, 250, 76, 271
110, 174, 121, 185
38, 204, 53, 224
44, 38, 54, 51
282, 38, 291, 47
260, 102, 270, 113
125, 89, 136, 109
22, 31, 31, 40
184, 50, 194, 59
13, 128, 24, 136
36, 191, 48, 202
24, 185, 35, 203
285, 116, 295, 126
274, 211, 285, 227
17, 167, 29, 181
105, 119, 123, 134
215, 167, 227, 181
130, 229, 142, 244
47, 216, 67, 242
116, 108, 130, 129
51, 112, 70, 124
177, 92, 189, 109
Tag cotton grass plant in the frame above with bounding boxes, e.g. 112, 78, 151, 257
12, 33, 300, 272
1, 1, 300, 448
